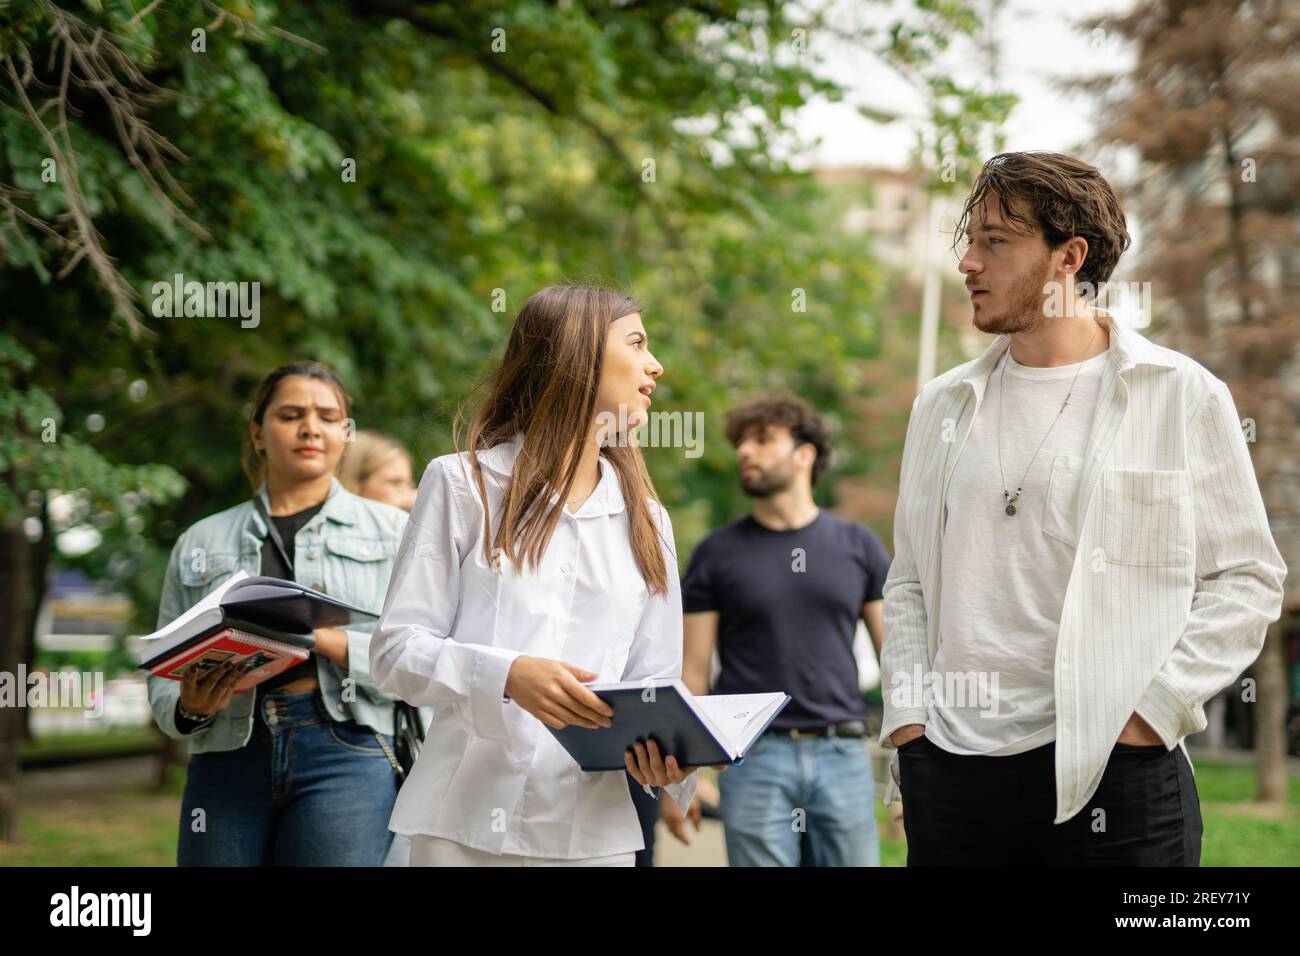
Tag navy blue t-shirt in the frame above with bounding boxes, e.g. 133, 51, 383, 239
681, 511, 891, 730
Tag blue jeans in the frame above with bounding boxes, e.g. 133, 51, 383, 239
177, 688, 399, 866
383, 833, 412, 867
718, 732, 880, 867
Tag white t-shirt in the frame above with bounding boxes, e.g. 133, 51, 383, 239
927, 346, 1107, 755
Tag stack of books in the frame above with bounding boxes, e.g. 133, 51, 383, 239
138, 571, 379, 691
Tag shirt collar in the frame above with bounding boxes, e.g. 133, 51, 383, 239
943, 313, 1175, 394
477, 432, 626, 518
250, 475, 357, 536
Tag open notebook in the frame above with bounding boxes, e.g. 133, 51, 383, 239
547, 679, 791, 771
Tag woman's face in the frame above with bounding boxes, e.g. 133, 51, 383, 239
250, 375, 348, 485
358, 453, 416, 511
595, 311, 663, 434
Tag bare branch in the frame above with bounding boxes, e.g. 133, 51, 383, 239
3, 50, 147, 338
0, 183, 72, 251
128, 0, 165, 28
43, 2, 212, 235
202, 1, 329, 54
2, 1, 335, 340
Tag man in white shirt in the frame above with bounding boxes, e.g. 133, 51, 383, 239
879, 151, 1287, 865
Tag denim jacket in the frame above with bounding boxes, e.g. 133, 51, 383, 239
147, 477, 413, 752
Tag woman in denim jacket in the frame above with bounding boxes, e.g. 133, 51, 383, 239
148, 361, 408, 865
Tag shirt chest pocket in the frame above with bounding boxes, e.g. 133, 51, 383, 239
323, 535, 396, 607
1098, 468, 1193, 567
178, 551, 240, 596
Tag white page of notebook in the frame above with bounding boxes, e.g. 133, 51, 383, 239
137, 569, 249, 644
692, 693, 786, 753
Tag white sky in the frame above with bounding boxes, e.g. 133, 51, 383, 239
791, 0, 1137, 170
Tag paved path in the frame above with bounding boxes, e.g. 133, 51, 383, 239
653, 818, 729, 867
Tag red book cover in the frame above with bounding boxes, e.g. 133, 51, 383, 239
149, 627, 311, 693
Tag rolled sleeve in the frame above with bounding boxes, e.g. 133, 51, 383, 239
1134, 674, 1198, 750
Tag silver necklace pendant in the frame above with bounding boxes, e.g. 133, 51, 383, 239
1004, 488, 1021, 517
997, 325, 1099, 523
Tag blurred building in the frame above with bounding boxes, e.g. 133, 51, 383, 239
31, 569, 151, 733
36, 569, 132, 653
814, 165, 930, 280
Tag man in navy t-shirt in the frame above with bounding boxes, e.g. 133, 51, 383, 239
673, 395, 891, 866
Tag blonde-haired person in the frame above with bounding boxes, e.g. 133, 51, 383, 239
338, 431, 417, 512
371, 285, 702, 866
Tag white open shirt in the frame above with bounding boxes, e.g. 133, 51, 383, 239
371, 434, 697, 859
879, 318, 1287, 823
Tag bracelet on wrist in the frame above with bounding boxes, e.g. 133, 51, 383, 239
177, 702, 214, 724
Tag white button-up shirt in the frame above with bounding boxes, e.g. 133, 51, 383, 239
371, 434, 697, 859
880, 317, 1287, 823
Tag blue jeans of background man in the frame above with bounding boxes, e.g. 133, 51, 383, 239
718, 732, 879, 866
177, 688, 399, 866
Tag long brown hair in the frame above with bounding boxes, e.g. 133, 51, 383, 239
452, 285, 670, 596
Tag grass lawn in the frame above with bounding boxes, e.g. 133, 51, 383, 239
0, 792, 180, 867
1195, 761, 1300, 866
20, 730, 163, 765
872, 760, 1299, 867
0, 760, 1295, 866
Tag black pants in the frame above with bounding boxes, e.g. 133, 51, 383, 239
627, 773, 658, 867
898, 736, 1203, 866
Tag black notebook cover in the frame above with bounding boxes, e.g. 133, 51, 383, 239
218, 577, 378, 632
548, 682, 791, 771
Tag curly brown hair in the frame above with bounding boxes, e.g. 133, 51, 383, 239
724, 395, 832, 486
953, 151, 1131, 289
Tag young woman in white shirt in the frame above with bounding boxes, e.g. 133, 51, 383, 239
371, 285, 700, 866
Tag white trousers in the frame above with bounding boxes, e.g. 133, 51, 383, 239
409, 834, 635, 867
